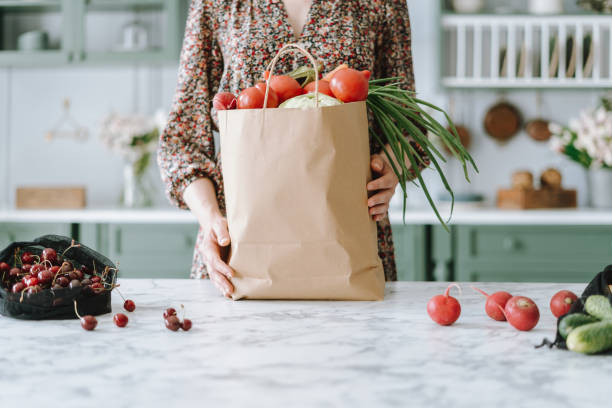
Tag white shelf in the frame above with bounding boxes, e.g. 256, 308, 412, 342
441, 14, 612, 89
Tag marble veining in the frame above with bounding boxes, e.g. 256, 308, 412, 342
1, 280, 609, 408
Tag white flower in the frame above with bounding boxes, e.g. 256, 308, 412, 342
99, 112, 160, 160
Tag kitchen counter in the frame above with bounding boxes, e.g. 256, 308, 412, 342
1, 207, 612, 225
1, 280, 609, 408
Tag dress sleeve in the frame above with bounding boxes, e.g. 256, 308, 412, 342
157, 0, 224, 209
373, 0, 430, 179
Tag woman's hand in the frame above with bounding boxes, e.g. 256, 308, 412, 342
183, 178, 234, 298
367, 153, 399, 222
199, 213, 235, 298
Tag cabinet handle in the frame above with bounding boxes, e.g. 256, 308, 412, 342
502, 237, 518, 251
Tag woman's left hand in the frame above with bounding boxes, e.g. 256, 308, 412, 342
367, 153, 399, 222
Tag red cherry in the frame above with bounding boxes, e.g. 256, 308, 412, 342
25, 276, 39, 287
21, 274, 32, 285
91, 276, 101, 284
0, 262, 9, 273
165, 316, 180, 331
57, 276, 70, 287
49, 266, 60, 275
124, 299, 136, 312
42, 248, 57, 264
74, 269, 84, 280
180, 319, 192, 331
80, 265, 91, 276
80, 315, 98, 331
113, 313, 129, 328
91, 282, 104, 293
9, 267, 20, 278
38, 269, 53, 283
31, 264, 45, 274
69, 279, 81, 289
60, 262, 73, 274
163, 308, 176, 319
12, 282, 26, 293
21, 252, 35, 264
27, 285, 41, 296
21, 264, 32, 274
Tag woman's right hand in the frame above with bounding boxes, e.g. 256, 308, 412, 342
199, 213, 235, 298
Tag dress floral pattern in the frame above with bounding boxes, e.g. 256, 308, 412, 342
158, 0, 423, 281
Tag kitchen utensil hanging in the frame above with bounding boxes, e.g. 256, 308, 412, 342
446, 93, 471, 154
526, 92, 552, 142
483, 95, 522, 143
45, 98, 88, 142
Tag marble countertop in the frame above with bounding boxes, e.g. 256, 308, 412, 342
1, 280, 609, 408
2, 207, 612, 225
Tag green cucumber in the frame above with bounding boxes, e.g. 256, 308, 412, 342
566, 320, 612, 354
559, 313, 600, 339
584, 295, 612, 320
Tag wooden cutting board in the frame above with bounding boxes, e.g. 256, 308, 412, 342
16, 187, 86, 209
497, 188, 577, 210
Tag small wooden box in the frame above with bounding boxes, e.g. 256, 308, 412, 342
16, 187, 86, 209
497, 188, 577, 210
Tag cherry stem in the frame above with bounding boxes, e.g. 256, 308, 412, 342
443, 283, 462, 298
115, 288, 127, 302
41, 259, 53, 269
471, 286, 490, 298
61, 240, 81, 258
73, 300, 83, 319
180, 304, 185, 322
14, 248, 22, 267
19, 286, 28, 303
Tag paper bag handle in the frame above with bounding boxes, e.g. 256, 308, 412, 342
263, 43, 319, 109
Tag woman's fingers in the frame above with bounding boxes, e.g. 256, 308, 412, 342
368, 189, 394, 208
212, 217, 231, 247
367, 170, 397, 191
370, 155, 385, 173
369, 203, 389, 216
209, 269, 233, 297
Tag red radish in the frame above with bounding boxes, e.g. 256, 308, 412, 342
329, 68, 369, 103
255, 82, 279, 108
550, 290, 578, 318
499, 296, 540, 331
267, 75, 303, 103
471, 286, 513, 321
427, 283, 462, 326
303, 79, 334, 97
212, 92, 237, 111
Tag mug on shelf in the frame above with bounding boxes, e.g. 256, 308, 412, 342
17, 30, 48, 51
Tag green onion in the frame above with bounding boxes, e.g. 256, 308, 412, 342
367, 78, 478, 231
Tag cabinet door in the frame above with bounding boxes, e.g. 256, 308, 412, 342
455, 225, 612, 282
391, 224, 427, 281
0, 223, 72, 249
106, 223, 199, 279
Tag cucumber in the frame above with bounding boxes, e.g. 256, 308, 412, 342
584, 295, 612, 320
566, 320, 612, 354
559, 313, 600, 339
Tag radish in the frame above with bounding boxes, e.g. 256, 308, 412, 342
499, 296, 540, 331
471, 286, 513, 321
550, 290, 578, 318
427, 283, 461, 326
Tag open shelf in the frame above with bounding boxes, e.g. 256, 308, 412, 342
441, 14, 612, 89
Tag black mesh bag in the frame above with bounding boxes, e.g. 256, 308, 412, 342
538, 264, 612, 350
0, 235, 116, 320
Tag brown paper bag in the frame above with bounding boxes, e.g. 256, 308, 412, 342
218, 45, 384, 300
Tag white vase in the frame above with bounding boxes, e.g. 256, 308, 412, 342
528, 0, 564, 14
588, 168, 612, 208
452, 0, 485, 13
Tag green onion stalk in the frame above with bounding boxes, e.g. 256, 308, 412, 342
366, 77, 478, 230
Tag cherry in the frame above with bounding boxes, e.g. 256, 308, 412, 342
27, 285, 41, 295
81, 315, 98, 331
91, 282, 104, 293
52, 284, 62, 290
124, 299, 136, 312
69, 279, 81, 289
25, 276, 39, 287
21, 264, 32, 274
81, 285, 93, 296
21, 274, 32, 285
60, 262, 73, 274
38, 269, 53, 284
91, 276, 101, 284
74, 269, 84, 280
57, 276, 70, 287
163, 308, 176, 319
80, 265, 91, 275
41, 248, 57, 264
165, 316, 180, 331
49, 265, 60, 276
81, 278, 92, 286
9, 267, 21, 278
21, 252, 35, 264
12, 282, 26, 293
31, 264, 45, 274
113, 313, 128, 327
180, 319, 192, 331
0, 262, 9, 273
68, 271, 78, 281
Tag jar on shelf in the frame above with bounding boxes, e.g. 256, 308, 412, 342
528, 0, 564, 14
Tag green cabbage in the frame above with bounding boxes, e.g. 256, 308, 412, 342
279, 93, 342, 109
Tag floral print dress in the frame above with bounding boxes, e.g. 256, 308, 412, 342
158, 0, 424, 281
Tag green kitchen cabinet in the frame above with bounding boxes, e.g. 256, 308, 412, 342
391, 224, 428, 281
0, 222, 72, 249
98, 223, 198, 279
454, 225, 612, 283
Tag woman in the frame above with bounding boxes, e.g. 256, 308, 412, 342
158, 0, 427, 297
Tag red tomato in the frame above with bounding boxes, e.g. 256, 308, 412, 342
212, 92, 236, 111
329, 68, 369, 103
550, 290, 578, 318
268, 75, 303, 103
504, 296, 540, 331
255, 82, 279, 108
427, 284, 461, 326
303, 79, 334, 97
